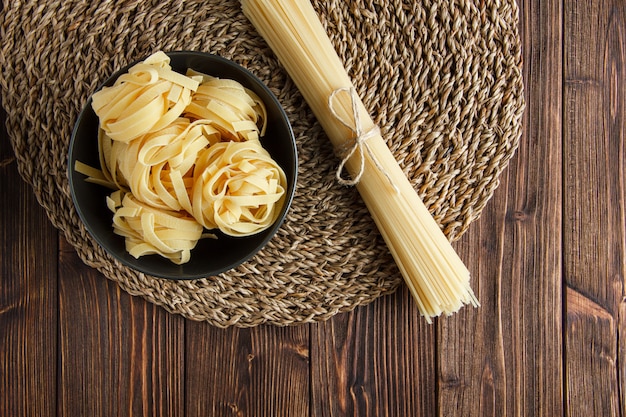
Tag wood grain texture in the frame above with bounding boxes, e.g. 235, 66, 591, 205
438, 0, 564, 415
0, 104, 59, 417
310, 286, 436, 417
185, 322, 309, 417
563, 1, 626, 416
2, 1, 626, 416
57, 239, 184, 417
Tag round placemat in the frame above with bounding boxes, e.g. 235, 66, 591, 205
0, 0, 524, 327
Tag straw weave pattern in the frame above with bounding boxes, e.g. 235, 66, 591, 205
0, 0, 524, 327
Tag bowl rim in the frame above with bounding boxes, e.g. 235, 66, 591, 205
67, 50, 298, 280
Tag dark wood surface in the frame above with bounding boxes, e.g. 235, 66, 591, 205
2, 0, 625, 415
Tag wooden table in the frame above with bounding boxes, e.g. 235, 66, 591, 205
1, 0, 624, 415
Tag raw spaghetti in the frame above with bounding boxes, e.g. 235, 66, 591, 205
241, 0, 479, 321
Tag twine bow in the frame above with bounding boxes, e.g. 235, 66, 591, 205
328, 87, 399, 193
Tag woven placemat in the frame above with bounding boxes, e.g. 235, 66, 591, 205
0, 0, 524, 327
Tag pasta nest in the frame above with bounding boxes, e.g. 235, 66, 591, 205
191, 139, 287, 236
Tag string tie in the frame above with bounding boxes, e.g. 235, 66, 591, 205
328, 87, 398, 193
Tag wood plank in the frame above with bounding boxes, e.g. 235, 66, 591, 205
565, 288, 621, 416
0, 103, 58, 416
310, 287, 436, 417
563, 1, 625, 416
57, 239, 185, 417
621, 292, 626, 417
438, 0, 564, 414
185, 321, 309, 417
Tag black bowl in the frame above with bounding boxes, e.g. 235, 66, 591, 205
68, 51, 298, 279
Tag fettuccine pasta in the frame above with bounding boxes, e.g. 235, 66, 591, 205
106, 190, 203, 265
92, 51, 202, 143
80, 51, 287, 264
191, 139, 286, 236
185, 69, 268, 141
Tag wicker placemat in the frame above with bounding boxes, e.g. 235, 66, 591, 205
0, 0, 524, 327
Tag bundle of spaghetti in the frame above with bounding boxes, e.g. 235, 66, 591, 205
241, 0, 478, 321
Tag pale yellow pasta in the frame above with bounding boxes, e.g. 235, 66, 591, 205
106, 190, 204, 265
74, 160, 117, 189
191, 139, 286, 236
75, 52, 286, 264
77, 51, 288, 265
98, 118, 222, 194
184, 70, 267, 141
241, 0, 477, 320
125, 118, 212, 212
91, 51, 201, 143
